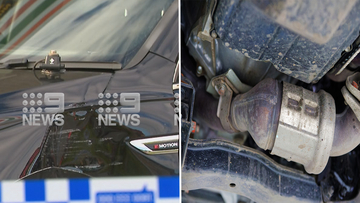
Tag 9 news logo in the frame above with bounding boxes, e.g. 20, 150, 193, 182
22, 93, 64, 126
97, 93, 140, 126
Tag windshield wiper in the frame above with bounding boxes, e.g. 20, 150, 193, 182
0, 58, 29, 69
0, 54, 122, 70
0, 60, 122, 70
0, 51, 121, 84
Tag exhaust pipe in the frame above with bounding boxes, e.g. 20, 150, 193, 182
331, 106, 360, 157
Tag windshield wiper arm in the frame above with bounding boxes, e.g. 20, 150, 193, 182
0, 59, 122, 70
0, 58, 28, 69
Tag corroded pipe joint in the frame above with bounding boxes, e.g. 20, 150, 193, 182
231, 78, 282, 150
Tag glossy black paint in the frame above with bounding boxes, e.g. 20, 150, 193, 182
0, 69, 112, 95
125, 0, 178, 68
0, 1, 179, 180
20, 105, 177, 179
149, 3, 179, 63
0, 55, 178, 180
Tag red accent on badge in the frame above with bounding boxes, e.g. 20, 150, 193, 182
154, 144, 159, 149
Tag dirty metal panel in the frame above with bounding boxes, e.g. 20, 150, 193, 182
182, 139, 322, 203
251, 0, 356, 44
214, 0, 360, 83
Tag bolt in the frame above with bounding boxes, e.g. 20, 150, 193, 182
215, 83, 226, 96
345, 45, 352, 52
312, 80, 319, 84
49, 50, 57, 55
211, 30, 217, 38
197, 66, 203, 75
340, 187, 347, 197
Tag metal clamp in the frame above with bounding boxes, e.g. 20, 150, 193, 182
343, 72, 360, 121
212, 78, 238, 132
197, 0, 218, 74
210, 69, 252, 132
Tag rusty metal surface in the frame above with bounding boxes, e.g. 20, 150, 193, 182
210, 70, 253, 133
213, 81, 236, 132
208, 69, 252, 97
230, 78, 282, 150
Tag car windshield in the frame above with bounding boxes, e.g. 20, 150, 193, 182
0, 0, 174, 66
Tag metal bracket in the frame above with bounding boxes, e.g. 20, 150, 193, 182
210, 69, 252, 132
346, 72, 360, 101
343, 72, 360, 121
211, 76, 238, 132
198, 0, 217, 40
197, 0, 218, 74
207, 69, 252, 96
335, 38, 360, 75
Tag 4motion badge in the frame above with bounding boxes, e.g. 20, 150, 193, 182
130, 135, 178, 155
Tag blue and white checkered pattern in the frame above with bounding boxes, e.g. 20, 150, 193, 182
0, 176, 179, 203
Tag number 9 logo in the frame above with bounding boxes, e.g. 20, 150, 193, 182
120, 93, 140, 113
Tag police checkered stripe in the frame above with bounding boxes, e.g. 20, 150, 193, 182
0, 176, 179, 203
